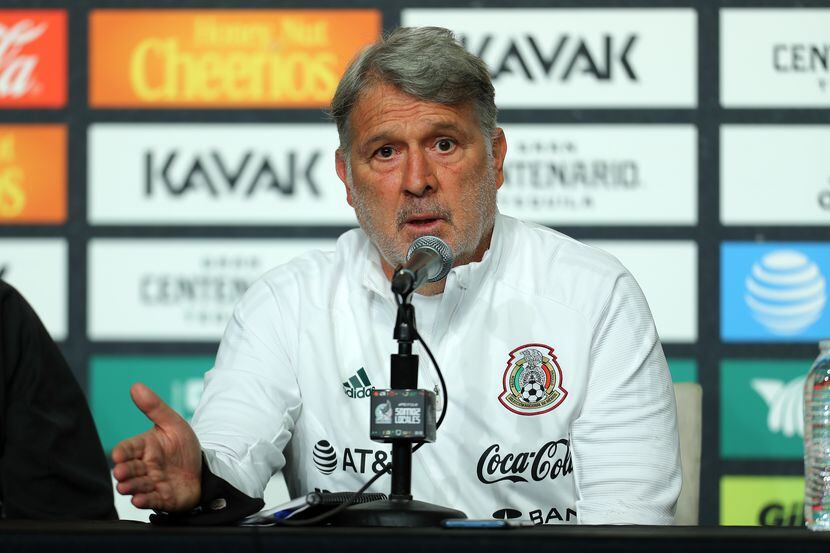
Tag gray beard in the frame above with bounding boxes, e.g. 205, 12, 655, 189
348, 167, 498, 269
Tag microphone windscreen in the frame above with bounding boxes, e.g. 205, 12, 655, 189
406, 236, 454, 282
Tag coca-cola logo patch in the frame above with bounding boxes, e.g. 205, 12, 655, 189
0, 10, 66, 107
498, 343, 567, 416
476, 439, 573, 485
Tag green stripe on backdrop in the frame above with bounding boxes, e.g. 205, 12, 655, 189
668, 359, 697, 383
720, 359, 810, 459
89, 356, 214, 452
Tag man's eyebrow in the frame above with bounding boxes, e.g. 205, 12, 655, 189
430, 121, 466, 134
363, 122, 466, 146
362, 132, 393, 147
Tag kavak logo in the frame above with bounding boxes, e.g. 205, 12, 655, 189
88, 238, 336, 340
499, 344, 567, 416
720, 360, 810, 459
752, 376, 805, 439
0, 125, 66, 223
722, 243, 830, 342
312, 439, 389, 476
401, 9, 696, 107
89, 10, 380, 108
499, 125, 696, 225
476, 439, 573, 485
342, 367, 373, 399
0, 10, 66, 107
88, 124, 354, 225
721, 126, 830, 225
144, 149, 322, 198
722, 10, 830, 107
460, 33, 639, 82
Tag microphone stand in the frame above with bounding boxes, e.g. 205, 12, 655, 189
331, 291, 466, 527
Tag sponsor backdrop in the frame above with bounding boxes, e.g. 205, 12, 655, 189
0, 0, 827, 526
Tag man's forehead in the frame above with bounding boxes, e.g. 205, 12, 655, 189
350, 83, 476, 141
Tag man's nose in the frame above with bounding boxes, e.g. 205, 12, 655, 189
402, 148, 435, 196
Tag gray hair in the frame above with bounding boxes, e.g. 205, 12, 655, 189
330, 27, 497, 168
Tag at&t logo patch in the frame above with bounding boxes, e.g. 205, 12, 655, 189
498, 344, 567, 416
721, 243, 830, 342
313, 440, 337, 475
745, 250, 826, 336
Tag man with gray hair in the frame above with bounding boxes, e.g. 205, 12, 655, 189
113, 27, 680, 525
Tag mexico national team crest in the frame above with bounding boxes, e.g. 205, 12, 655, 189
499, 344, 567, 416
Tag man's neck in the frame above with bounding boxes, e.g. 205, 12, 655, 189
379, 226, 495, 297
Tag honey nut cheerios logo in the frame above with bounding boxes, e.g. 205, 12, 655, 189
498, 343, 567, 416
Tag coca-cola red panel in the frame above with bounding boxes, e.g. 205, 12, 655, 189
0, 10, 66, 108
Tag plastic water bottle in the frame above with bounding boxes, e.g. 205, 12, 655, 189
804, 340, 830, 530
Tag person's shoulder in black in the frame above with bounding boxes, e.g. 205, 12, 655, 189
0, 279, 116, 520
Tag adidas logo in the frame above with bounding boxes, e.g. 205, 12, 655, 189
752, 376, 805, 438
343, 367, 374, 399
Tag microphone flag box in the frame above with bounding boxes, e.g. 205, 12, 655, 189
370, 389, 436, 443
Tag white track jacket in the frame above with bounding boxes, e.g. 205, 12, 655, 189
192, 213, 681, 525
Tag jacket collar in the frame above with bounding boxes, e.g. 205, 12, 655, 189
359, 211, 506, 299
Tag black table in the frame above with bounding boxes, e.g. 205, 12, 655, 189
1, 522, 830, 553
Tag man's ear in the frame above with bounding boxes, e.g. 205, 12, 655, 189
491, 128, 507, 190
335, 149, 353, 207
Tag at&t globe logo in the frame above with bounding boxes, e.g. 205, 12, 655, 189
313, 440, 337, 475
745, 250, 827, 336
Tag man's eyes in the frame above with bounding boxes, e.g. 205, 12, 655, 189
376, 145, 395, 158
372, 139, 456, 159
436, 138, 455, 152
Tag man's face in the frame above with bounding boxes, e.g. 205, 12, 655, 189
335, 83, 507, 277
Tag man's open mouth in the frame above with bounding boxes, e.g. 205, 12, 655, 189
404, 214, 445, 229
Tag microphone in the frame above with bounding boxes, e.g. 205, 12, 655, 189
391, 236, 454, 296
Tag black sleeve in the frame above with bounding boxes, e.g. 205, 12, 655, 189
149, 454, 264, 526
0, 279, 117, 520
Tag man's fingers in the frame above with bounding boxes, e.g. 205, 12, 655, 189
130, 382, 184, 430
112, 459, 148, 482
111, 436, 145, 464
131, 491, 163, 510
116, 476, 156, 496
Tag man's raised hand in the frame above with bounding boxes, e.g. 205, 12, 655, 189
112, 383, 202, 512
